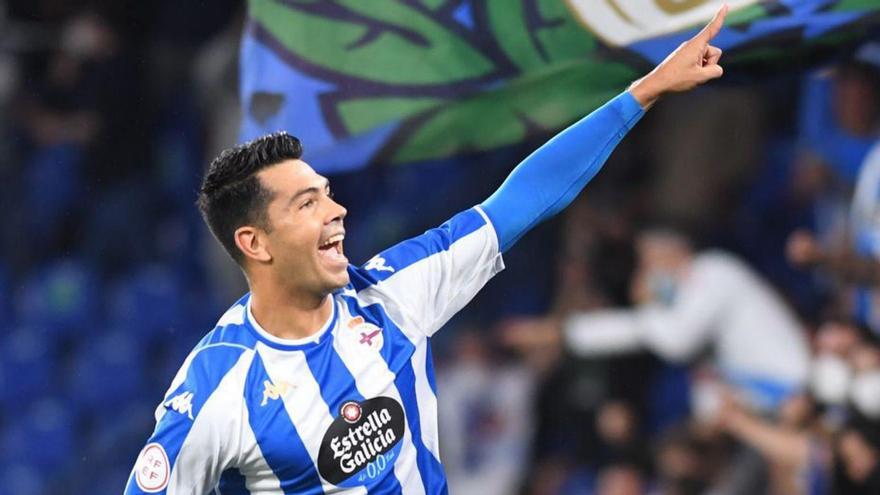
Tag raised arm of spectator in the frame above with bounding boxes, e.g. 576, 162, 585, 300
481, 5, 728, 252
564, 268, 723, 362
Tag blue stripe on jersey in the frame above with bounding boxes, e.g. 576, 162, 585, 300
244, 352, 325, 494
347, 208, 486, 292
218, 468, 250, 494
424, 339, 438, 397
342, 296, 447, 495
366, 480, 404, 495
303, 333, 366, 416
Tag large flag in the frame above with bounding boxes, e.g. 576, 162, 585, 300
240, 0, 880, 173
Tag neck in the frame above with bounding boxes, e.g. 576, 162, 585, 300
249, 278, 333, 341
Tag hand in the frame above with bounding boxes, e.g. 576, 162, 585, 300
629, 3, 728, 109
498, 316, 561, 351
496, 316, 563, 373
786, 230, 826, 266
630, 269, 655, 305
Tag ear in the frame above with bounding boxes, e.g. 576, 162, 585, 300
234, 225, 273, 263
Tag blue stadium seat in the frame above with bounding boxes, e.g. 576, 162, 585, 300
0, 263, 11, 324
0, 327, 56, 409
65, 329, 145, 421
14, 258, 101, 338
0, 462, 46, 495
22, 144, 84, 242
107, 264, 186, 344
1, 398, 75, 471
80, 185, 154, 273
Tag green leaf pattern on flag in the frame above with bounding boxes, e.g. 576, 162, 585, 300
251, 0, 496, 85
391, 60, 637, 163
247, 0, 880, 165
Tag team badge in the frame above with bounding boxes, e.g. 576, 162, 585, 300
346, 316, 384, 351
134, 443, 169, 492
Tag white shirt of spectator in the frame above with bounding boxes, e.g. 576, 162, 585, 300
850, 370, 880, 419
850, 142, 880, 256
811, 353, 853, 406
564, 251, 810, 399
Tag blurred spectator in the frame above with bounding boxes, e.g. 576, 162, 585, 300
835, 421, 880, 494
595, 461, 647, 495
716, 392, 832, 495
438, 329, 535, 495
810, 320, 864, 407
654, 425, 718, 495
787, 63, 880, 332
505, 227, 811, 414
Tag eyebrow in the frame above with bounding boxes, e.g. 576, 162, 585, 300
286, 178, 330, 208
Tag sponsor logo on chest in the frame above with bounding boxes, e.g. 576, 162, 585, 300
317, 396, 405, 484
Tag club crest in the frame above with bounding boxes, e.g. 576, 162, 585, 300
346, 316, 384, 351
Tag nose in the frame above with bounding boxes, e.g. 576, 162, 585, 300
327, 196, 347, 224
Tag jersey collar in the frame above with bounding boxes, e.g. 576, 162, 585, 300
244, 294, 338, 350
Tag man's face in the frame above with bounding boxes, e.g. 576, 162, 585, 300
636, 234, 691, 275
257, 159, 349, 295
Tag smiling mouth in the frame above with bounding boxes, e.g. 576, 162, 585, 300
318, 233, 348, 265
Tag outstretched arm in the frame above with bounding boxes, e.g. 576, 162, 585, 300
482, 4, 728, 252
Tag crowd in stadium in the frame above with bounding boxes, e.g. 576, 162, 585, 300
439, 60, 880, 494
1, 3, 879, 495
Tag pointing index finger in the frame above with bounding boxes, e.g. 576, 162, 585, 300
695, 3, 729, 43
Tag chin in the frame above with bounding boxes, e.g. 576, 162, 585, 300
325, 271, 350, 291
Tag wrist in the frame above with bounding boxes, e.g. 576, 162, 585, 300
628, 73, 665, 110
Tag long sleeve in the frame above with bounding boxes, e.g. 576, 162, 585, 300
481, 91, 644, 252
564, 310, 644, 356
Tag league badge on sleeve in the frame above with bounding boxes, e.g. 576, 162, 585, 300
134, 443, 169, 492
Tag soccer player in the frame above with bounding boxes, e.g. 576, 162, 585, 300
126, 6, 728, 494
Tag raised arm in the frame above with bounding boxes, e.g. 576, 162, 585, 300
482, 4, 728, 252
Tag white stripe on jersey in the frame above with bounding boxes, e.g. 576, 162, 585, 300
410, 342, 440, 462
255, 342, 361, 495
168, 349, 256, 495
332, 304, 427, 495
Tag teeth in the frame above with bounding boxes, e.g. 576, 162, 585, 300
320, 233, 345, 248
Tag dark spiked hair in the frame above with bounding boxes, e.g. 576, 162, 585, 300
197, 132, 303, 263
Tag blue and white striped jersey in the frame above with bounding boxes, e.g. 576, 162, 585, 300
125, 206, 504, 495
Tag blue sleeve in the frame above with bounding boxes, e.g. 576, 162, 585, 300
480, 91, 645, 252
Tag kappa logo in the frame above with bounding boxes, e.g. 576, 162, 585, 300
364, 255, 395, 273
164, 391, 194, 420
261, 379, 295, 406
347, 316, 384, 350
